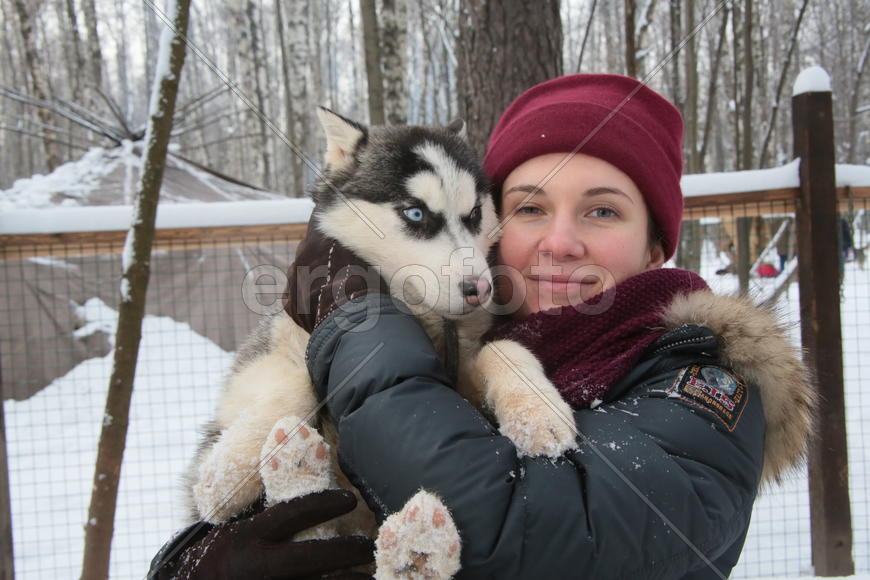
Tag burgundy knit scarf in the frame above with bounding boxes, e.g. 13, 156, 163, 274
484, 268, 709, 409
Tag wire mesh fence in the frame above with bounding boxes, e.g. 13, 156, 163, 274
0, 231, 299, 578
0, 198, 868, 578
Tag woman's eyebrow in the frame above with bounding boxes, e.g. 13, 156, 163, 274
503, 184, 546, 197
586, 187, 634, 203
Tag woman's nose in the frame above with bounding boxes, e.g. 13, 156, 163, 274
537, 218, 585, 262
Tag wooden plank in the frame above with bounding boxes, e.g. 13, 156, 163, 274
0, 223, 309, 260
793, 90, 854, 576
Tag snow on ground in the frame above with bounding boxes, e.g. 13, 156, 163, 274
4, 298, 231, 578
3, 247, 868, 578
698, 239, 870, 579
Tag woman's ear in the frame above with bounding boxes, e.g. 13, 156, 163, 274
645, 241, 666, 270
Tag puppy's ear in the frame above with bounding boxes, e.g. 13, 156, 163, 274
317, 107, 368, 171
446, 118, 467, 141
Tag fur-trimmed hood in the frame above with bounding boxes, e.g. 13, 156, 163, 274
661, 290, 817, 485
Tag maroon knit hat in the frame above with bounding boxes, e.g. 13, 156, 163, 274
483, 74, 685, 259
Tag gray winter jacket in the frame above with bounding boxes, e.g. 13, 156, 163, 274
308, 292, 815, 579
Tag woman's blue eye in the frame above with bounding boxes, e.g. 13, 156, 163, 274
591, 207, 617, 218
516, 205, 542, 215
403, 207, 425, 222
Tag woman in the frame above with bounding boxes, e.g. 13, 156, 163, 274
153, 74, 815, 579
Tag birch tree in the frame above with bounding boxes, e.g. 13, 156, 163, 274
11, 0, 62, 171
64, 0, 86, 102
80, 1, 191, 577
244, 0, 272, 189
381, 0, 407, 124
81, 0, 103, 95
283, 0, 311, 195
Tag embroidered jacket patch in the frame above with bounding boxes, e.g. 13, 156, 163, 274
668, 365, 748, 431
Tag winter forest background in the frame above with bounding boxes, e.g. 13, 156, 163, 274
1, 0, 868, 195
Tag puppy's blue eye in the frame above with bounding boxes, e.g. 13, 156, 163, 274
403, 207, 425, 222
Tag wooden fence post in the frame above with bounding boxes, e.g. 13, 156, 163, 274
0, 358, 14, 580
792, 67, 854, 577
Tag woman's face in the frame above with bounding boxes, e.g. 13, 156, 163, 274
497, 153, 665, 317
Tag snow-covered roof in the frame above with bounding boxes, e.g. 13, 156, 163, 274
682, 160, 870, 197
0, 141, 287, 212
0, 199, 314, 235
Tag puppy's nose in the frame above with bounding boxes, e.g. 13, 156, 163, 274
462, 278, 491, 306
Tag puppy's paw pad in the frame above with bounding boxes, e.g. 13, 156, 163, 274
375, 491, 460, 579
260, 416, 334, 505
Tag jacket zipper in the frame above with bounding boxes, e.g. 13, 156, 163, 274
651, 334, 711, 355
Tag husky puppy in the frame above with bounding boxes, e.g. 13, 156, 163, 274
188, 108, 577, 579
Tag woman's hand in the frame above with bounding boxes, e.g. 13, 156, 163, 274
150, 489, 375, 579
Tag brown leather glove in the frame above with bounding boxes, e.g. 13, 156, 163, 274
149, 489, 374, 580
283, 215, 387, 334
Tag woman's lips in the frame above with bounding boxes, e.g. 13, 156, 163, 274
528, 274, 601, 286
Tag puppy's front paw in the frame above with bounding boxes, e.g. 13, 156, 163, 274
375, 491, 460, 580
193, 423, 265, 523
496, 391, 577, 458
477, 340, 577, 458
260, 416, 335, 504
260, 416, 337, 540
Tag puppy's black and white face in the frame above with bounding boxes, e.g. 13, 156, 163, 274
312, 108, 499, 317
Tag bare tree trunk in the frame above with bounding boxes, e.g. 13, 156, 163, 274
731, 2, 741, 169
676, 0, 701, 272
64, 0, 85, 102
81, 0, 103, 94
699, 6, 729, 170
360, 0, 385, 124
285, 0, 310, 195
381, 0, 407, 124
80, 1, 191, 578
228, 1, 255, 184
668, 0, 681, 105
275, 0, 295, 194
349, 0, 364, 120
325, 0, 337, 107
245, 0, 272, 189
417, 1, 433, 123
457, 0, 562, 155
113, 0, 131, 122
12, 0, 62, 171
740, 0, 753, 170
758, 0, 810, 168
624, 0, 637, 77
575, 0, 598, 72
634, 0, 658, 78
309, 0, 325, 108
604, 0, 621, 73
684, 0, 698, 173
